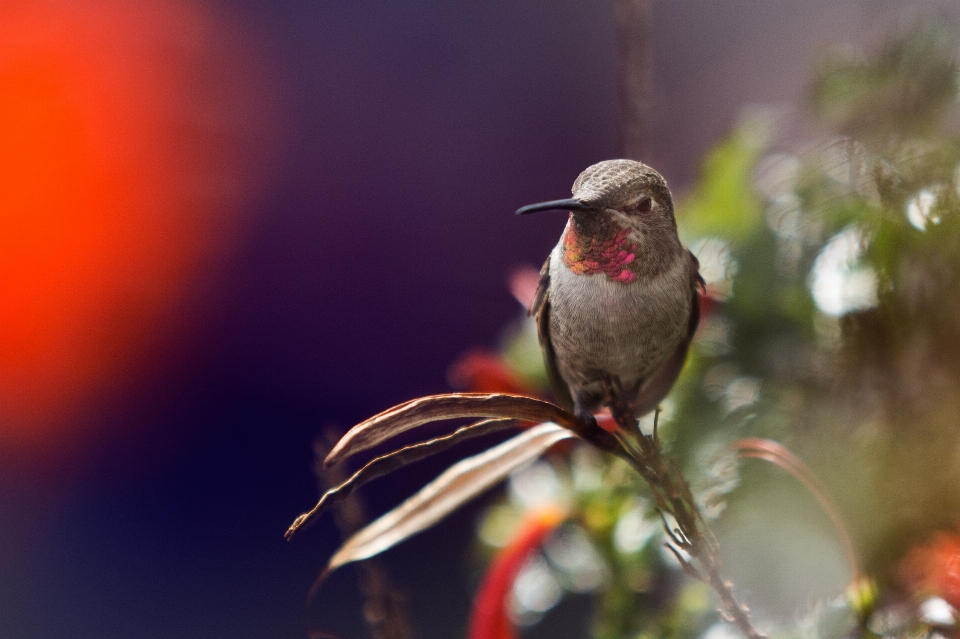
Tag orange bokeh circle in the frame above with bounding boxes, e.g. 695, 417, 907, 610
0, 0, 277, 449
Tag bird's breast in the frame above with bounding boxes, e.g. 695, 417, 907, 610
547, 243, 691, 385
561, 223, 639, 283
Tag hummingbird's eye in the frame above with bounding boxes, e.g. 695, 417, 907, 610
637, 197, 652, 213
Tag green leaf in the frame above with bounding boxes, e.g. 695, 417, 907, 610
679, 129, 764, 244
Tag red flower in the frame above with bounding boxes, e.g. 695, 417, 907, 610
901, 531, 960, 609
469, 508, 566, 639
448, 349, 538, 396
698, 289, 720, 321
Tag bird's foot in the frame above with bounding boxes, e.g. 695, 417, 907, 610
609, 400, 637, 432
573, 405, 599, 431
571, 395, 600, 430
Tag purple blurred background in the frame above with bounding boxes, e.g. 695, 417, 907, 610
1, 1, 951, 637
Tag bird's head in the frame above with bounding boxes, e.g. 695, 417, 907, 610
517, 159, 681, 259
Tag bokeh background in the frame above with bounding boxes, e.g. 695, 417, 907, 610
2, 1, 960, 638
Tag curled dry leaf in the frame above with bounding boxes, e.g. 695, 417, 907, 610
326, 422, 575, 572
733, 437, 859, 582
285, 418, 517, 540
324, 392, 616, 468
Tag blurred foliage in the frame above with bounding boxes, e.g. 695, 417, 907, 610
463, 21, 960, 639
812, 23, 960, 140
682, 125, 764, 242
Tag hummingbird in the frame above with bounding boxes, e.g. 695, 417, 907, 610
517, 159, 704, 428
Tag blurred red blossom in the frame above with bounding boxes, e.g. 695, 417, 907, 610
901, 531, 960, 609
468, 507, 566, 639
508, 265, 542, 310
448, 349, 539, 396
698, 290, 719, 320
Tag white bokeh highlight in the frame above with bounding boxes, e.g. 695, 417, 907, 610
906, 189, 939, 230
810, 227, 878, 316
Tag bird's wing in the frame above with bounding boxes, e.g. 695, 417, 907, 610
633, 250, 705, 417
531, 255, 574, 411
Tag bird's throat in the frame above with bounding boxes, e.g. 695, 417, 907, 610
561, 216, 638, 283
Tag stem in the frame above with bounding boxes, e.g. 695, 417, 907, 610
313, 430, 414, 639
616, 0, 653, 160
612, 410, 765, 639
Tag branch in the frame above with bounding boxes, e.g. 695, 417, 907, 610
613, 409, 766, 639
311, 430, 414, 639
616, 0, 653, 160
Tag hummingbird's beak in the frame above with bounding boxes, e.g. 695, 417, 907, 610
515, 198, 595, 216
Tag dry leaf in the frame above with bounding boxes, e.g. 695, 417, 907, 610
324, 392, 612, 468
734, 437, 859, 581
285, 418, 516, 539
326, 422, 575, 572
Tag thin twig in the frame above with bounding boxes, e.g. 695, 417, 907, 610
733, 438, 860, 584
611, 411, 766, 639
313, 430, 415, 639
616, 0, 654, 160
653, 406, 661, 443
664, 542, 706, 581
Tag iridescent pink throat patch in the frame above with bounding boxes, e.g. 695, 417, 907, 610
562, 224, 637, 283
